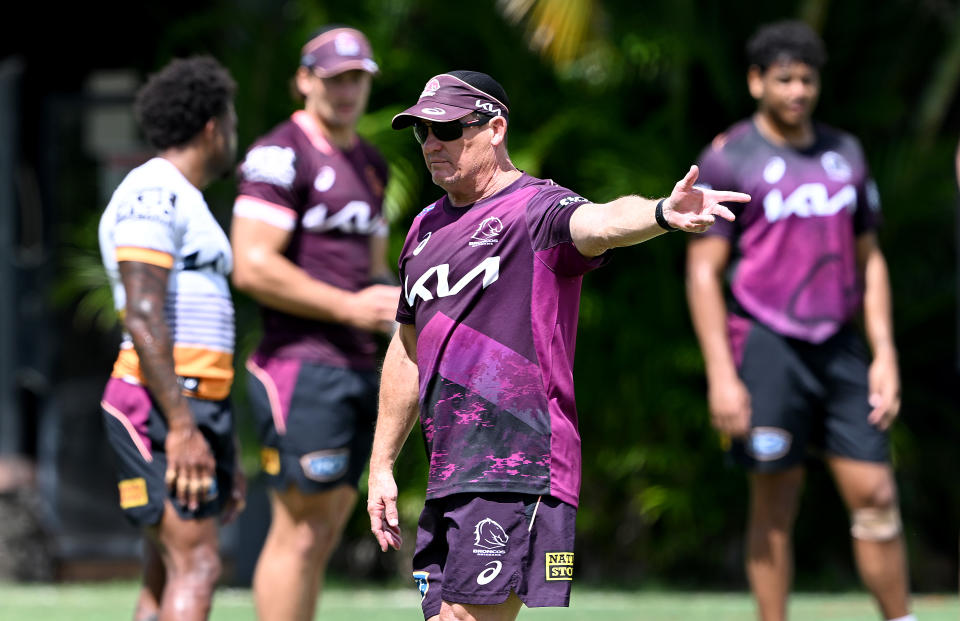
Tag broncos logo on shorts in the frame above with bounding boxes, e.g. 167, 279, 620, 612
473, 518, 509, 549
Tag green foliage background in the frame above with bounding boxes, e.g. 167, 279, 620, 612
52, 0, 960, 590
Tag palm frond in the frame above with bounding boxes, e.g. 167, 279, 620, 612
497, 0, 600, 68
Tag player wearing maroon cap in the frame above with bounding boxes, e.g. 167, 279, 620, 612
366, 69, 749, 621
230, 25, 400, 621
685, 20, 914, 621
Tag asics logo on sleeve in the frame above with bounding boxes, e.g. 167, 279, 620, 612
763, 183, 856, 223
404, 256, 500, 305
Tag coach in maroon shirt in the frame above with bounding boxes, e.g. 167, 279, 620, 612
367, 70, 748, 621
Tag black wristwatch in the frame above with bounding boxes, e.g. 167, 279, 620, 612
655, 198, 678, 232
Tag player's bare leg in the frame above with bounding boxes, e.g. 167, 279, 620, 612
253, 484, 357, 621
152, 501, 221, 621
133, 537, 165, 621
827, 456, 911, 620
429, 591, 524, 621
746, 466, 804, 621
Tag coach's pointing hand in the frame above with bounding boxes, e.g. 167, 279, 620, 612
661, 165, 750, 233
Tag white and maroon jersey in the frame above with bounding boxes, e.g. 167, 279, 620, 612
234, 111, 389, 370
397, 174, 605, 507
696, 119, 881, 343
99, 157, 235, 400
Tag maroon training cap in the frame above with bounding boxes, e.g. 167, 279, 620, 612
301, 27, 378, 77
391, 71, 510, 129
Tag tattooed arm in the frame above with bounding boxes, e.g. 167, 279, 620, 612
119, 260, 214, 511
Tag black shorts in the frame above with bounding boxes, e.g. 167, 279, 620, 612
729, 318, 889, 471
245, 355, 376, 493
100, 377, 236, 527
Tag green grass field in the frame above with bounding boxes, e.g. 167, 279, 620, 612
0, 583, 956, 621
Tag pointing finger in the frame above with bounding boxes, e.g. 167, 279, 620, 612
709, 190, 751, 204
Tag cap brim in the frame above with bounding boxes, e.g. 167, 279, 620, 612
309, 59, 379, 78
391, 103, 474, 129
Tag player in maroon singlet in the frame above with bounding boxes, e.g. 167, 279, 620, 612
230, 26, 400, 621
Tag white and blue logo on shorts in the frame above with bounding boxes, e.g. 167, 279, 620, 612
748, 427, 792, 462
412, 571, 429, 600
299, 448, 349, 482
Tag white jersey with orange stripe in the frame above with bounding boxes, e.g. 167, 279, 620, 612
98, 157, 235, 400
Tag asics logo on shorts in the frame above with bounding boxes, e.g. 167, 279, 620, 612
476, 560, 503, 585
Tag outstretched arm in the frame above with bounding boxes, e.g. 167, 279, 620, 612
569, 165, 750, 257
368, 324, 420, 552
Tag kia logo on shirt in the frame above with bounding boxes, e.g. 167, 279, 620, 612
404, 257, 500, 305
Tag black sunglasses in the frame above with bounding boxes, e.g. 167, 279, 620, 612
412, 115, 492, 144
